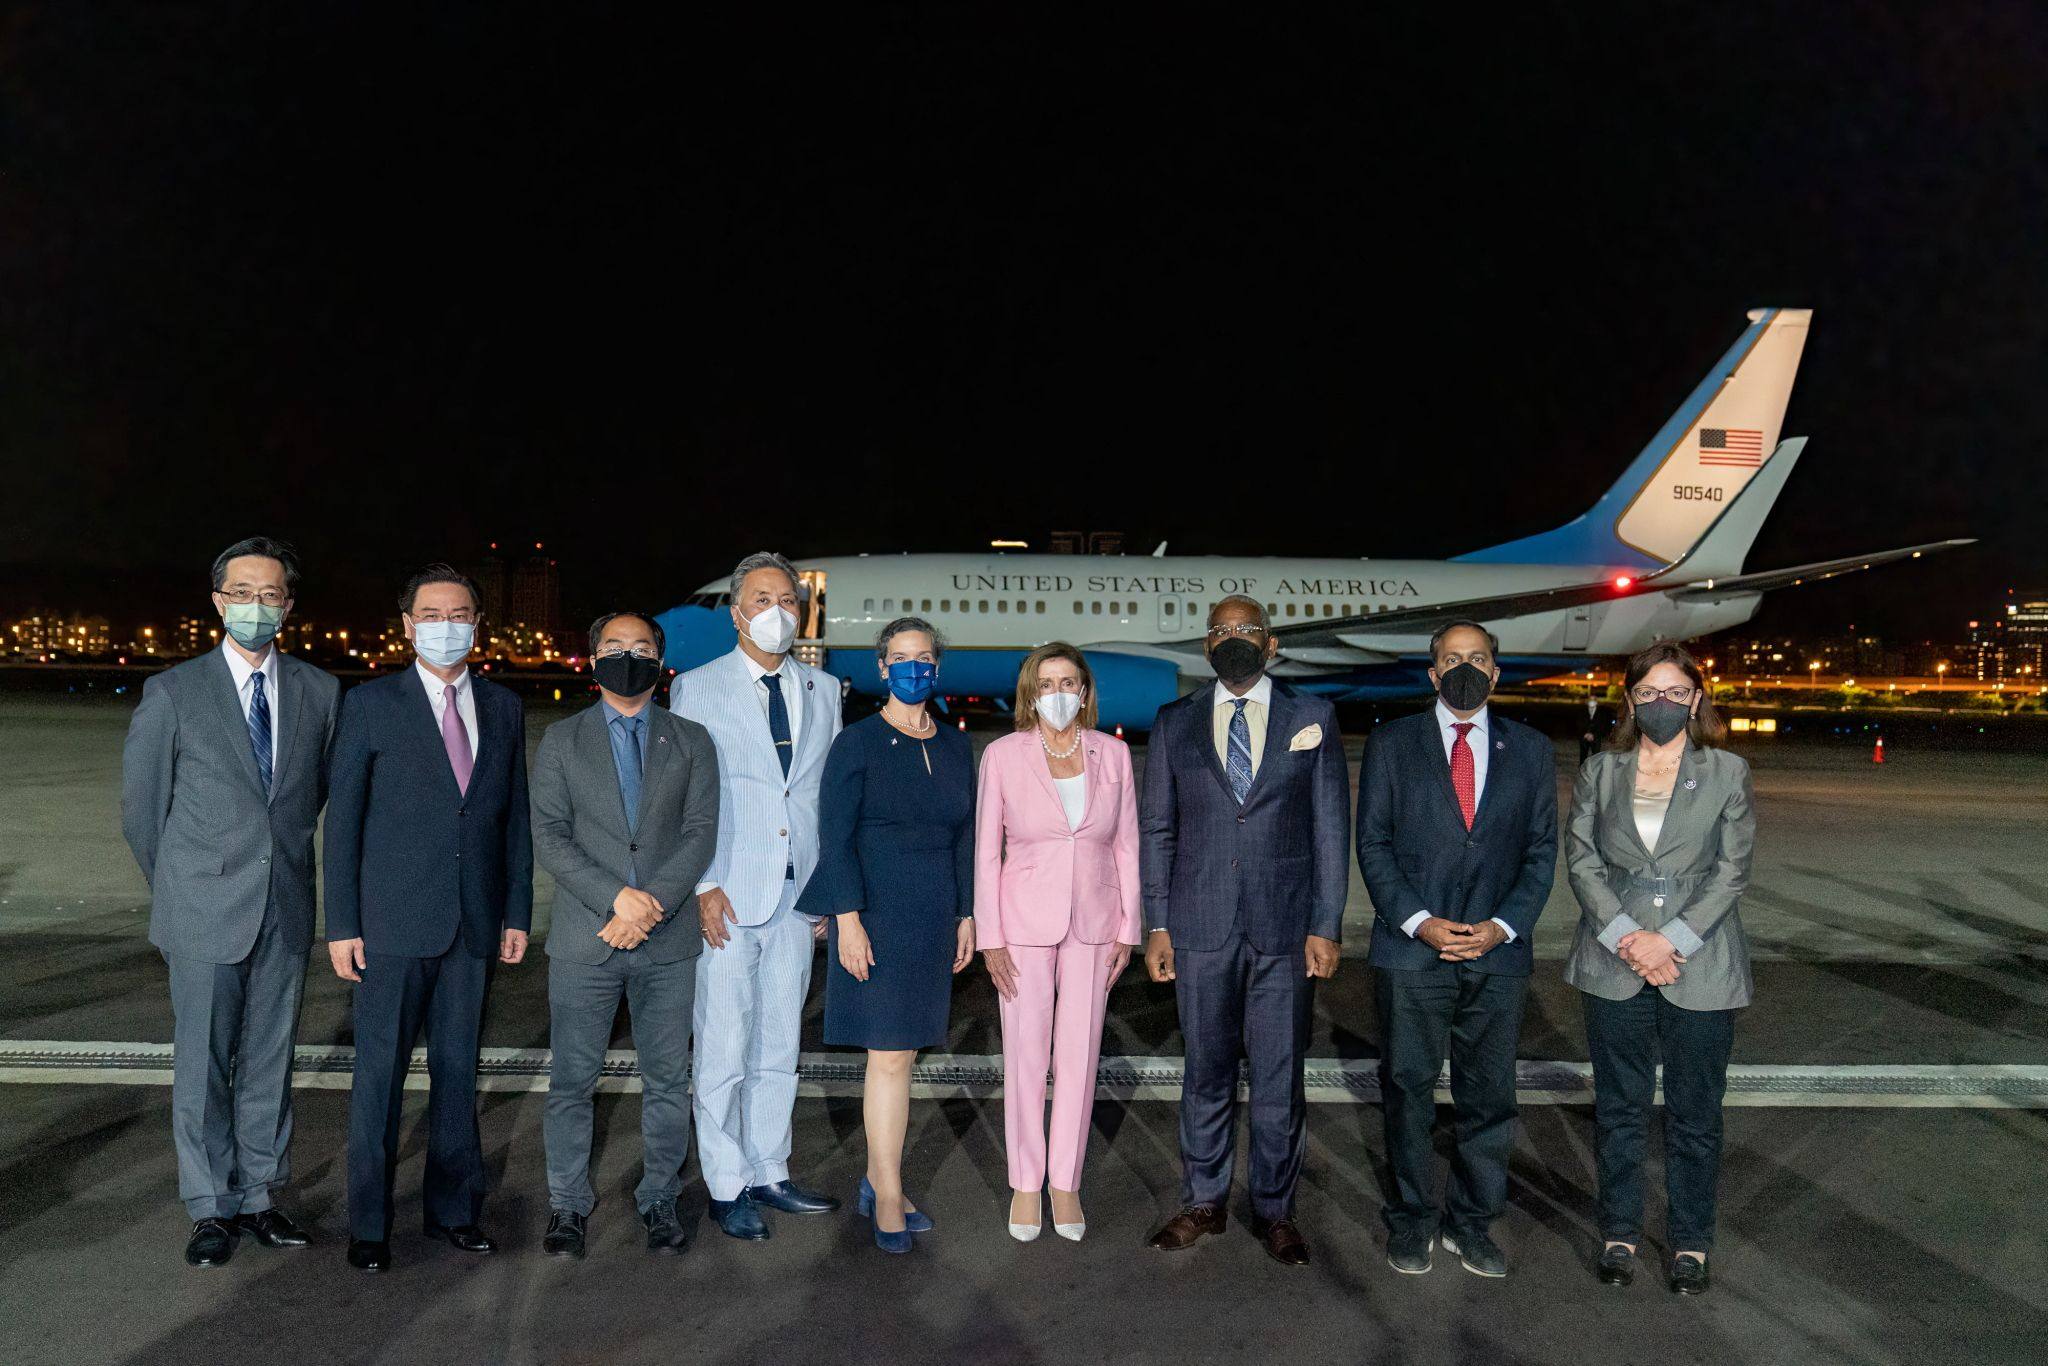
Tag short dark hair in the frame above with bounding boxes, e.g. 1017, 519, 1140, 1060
588, 611, 666, 658
1428, 619, 1500, 666
1210, 594, 1270, 631
211, 537, 301, 594
397, 562, 480, 616
875, 615, 944, 663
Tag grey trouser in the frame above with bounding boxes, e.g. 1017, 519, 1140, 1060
163, 897, 306, 1220
545, 949, 697, 1216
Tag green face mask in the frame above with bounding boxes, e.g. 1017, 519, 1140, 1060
222, 602, 285, 650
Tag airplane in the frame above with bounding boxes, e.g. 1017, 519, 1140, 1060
656, 308, 1973, 729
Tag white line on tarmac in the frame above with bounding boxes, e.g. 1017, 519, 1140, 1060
3, 1041, 2046, 1107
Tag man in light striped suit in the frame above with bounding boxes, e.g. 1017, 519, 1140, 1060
670, 551, 844, 1239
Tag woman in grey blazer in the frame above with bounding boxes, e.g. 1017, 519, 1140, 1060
1564, 642, 1754, 1297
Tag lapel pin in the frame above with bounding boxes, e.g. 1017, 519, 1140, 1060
1683, 778, 1697, 789
1495, 740, 1505, 750
806, 679, 815, 691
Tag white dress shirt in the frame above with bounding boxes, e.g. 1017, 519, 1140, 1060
416, 659, 479, 755
1400, 700, 1517, 943
1210, 674, 1274, 776
745, 652, 803, 755
220, 639, 280, 762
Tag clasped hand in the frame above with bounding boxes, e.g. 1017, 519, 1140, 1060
1416, 916, 1506, 961
1616, 929, 1685, 986
601, 887, 665, 951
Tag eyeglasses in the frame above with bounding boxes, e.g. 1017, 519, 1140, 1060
594, 646, 661, 660
1205, 624, 1266, 640
218, 588, 288, 607
1631, 685, 1698, 705
410, 609, 476, 623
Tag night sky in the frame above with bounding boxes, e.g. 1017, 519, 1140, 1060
3, 4, 2042, 638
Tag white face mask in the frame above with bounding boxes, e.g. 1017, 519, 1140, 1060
1037, 690, 1083, 730
745, 604, 798, 655
413, 620, 475, 668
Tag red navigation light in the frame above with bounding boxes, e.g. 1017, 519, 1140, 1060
1613, 576, 1633, 590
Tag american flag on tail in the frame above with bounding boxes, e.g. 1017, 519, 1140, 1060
1698, 428, 1764, 467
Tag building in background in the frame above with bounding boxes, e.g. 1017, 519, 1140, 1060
1972, 591, 2048, 684
472, 541, 565, 663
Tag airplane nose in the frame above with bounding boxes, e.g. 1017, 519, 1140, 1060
653, 603, 738, 674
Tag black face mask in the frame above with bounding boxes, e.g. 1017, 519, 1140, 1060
1633, 698, 1692, 745
1210, 636, 1267, 688
1435, 661, 1494, 712
594, 653, 663, 698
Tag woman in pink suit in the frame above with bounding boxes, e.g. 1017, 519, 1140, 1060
975, 642, 1141, 1243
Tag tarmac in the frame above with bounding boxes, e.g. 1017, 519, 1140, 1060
2, 694, 2046, 1365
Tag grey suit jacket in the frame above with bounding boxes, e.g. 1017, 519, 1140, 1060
120, 647, 340, 963
532, 701, 719, 966
1563, 743, 1756, 1010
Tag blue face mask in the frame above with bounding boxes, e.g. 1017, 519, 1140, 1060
884, 659, 937, 704
413, 620, 476, 668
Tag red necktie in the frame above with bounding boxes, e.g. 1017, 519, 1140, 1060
1450, 721, 1477, 830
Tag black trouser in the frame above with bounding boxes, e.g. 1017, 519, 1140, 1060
346, 948, 489, 1241
1374, 964, 1527, 1239
1582, 987, 1737, 1252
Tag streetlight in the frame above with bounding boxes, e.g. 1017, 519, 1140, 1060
1937, 661, 1949, 692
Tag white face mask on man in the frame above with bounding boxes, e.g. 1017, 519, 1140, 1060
1037, 690, 1083, 730
744, 604, 798, 655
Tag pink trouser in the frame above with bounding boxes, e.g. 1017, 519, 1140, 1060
998, 934, 1119, 1192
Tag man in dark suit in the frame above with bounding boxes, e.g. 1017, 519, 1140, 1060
121, 536, 339, 1267
1141, 594, 1350, 1266
1357, 619, 1557, 1279
532, 610, 719, 1259
323, 563, 533, 1272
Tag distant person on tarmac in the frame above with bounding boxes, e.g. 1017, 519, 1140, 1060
1564, 641, 1755, 1297
120, 536, 339, 1269
1580, 694, 1604, 765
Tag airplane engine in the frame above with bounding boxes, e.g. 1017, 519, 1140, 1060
1085, 651, 1186, 732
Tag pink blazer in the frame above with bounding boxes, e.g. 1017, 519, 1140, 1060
973, 729, 1142, 949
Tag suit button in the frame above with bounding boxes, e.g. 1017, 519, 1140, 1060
629, 843, 639, 853
1230, 858, 1239, 868
259, 856, 269, 865
1236, 815, 1246, 824
779, 829, 787, 837
1465, 839, 1475, 849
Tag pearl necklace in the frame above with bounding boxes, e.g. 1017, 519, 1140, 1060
1040, 728, 1081, 760
889, 706, 933, 736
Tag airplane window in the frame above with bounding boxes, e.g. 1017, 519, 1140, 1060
940, 599, 951, 612
1285, 603, 1297, 618
1016, 600, 1025, 614
883, 599, 895, 612
979, 599, 989, 613
921, 599, 932, 612
1164, 601, 1176, 616
1091, 602, 1102, 616
1267, 603, 1278, 618
863, 598, 875, 612
1072, 601, 1083, 614
1034, 601, 1045, 614
998, 600, 1009, 614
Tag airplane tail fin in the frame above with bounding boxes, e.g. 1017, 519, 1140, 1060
1455, 308, 1812, 570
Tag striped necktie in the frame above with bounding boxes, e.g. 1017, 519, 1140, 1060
248, 672, 273, 798
1226, 698, 1253, 804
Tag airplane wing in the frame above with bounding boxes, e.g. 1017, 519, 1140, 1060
1664, 539, 1976, 600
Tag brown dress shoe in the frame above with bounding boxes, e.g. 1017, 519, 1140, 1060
1251, 1216, 1310, 1267
1147, 1205, 1227, 1251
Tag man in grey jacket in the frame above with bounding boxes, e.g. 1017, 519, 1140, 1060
121, 536, 339, 1267
533, 610, 719, 1258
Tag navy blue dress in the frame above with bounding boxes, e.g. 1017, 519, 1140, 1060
799, 713, 975, 1050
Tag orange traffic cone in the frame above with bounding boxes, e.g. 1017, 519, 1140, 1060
1873, 736, 1886, 764
957, 716, 967, 731
1114, 723, 1125, 739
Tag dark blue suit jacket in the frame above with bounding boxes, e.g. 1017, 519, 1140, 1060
323, 668, 533, 958
1139, 682, 1351, 956
1355, 706, 1557, 977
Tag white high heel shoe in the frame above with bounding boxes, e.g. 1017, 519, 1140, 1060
1009, 1195, 1043, 1242
1051, 1191, 1085, 1241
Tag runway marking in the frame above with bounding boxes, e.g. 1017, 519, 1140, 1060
3, 1040, 2046, 1107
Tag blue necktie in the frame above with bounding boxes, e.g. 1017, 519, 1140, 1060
611, 713, 644, 836
1226, 698, 1253, 804
763, 673, 793, 778
248, 672, 273, 798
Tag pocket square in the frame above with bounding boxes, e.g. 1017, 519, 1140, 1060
1288, 724, 1323, 751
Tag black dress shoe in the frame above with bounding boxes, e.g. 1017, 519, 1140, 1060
1386, 1230, 1434, 1275
1597, 1242, 1637, 1287
1670, 1253, 1711, 1295
642, 1198, 688, 1254
746, 1179, 840, 1214
185, 1218, 238, 1268
347, 1239, 392, 1272
707, 1195, 770, 1241
542, 1210, 587, 1260
236, 1209, 311, 1248
423, 1223, 497, 1254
